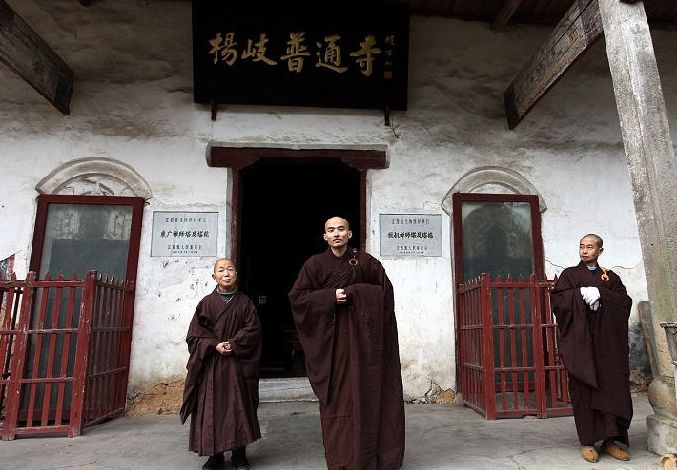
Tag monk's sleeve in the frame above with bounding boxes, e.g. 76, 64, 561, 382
550, 269, 598, 388
186, 299, 220, 358
599, 274, 632, 321
180, 299, 219, 423
229, 300, 262, 359
288, 262, 337, 404
377, 260, 395, 319
380, 268, 398, 355
550, 271, 578, 336
370, 259, 399, 358
343, 256, 399, 358
343, 255, 396, 331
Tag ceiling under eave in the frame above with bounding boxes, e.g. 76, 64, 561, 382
375, 0, 677, 29
96, 1, 677, 29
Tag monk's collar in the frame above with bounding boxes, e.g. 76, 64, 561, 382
578, 260, 599, 271
328, 247, 357, 261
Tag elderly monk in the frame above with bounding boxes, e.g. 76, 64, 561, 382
180, 258, 261, 470
551, 234, 633, 464
288, 216, 405, 470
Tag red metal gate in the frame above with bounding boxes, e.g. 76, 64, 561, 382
458, 274, 571, 419
0, 270, 134, 439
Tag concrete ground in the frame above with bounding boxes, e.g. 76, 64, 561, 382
0, 393, 666, 470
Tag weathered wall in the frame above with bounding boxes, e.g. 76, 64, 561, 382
1, 0, 673, 398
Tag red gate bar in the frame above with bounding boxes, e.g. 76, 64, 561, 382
0, 275, 24, 437
458, 278, 486, 415
0, 271, 135, 440
457, 274, 572, 420
2, 272, 37, 439
82, 276, 134, 429
540, 276, 571, 416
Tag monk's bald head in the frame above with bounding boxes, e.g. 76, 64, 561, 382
212, 258, 237, 291
579, 234, 604, 267
323, 217, 352, 254
213, 258, 236, 273
580, 234, 603, 249
324, 216, 350, 232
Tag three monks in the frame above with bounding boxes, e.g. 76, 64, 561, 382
180, 227, 636, 468
180, 258, 261, 470
551, 234, 633, 463
288, 216, 406, 470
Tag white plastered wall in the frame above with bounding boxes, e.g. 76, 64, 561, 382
1, 0, 673, 398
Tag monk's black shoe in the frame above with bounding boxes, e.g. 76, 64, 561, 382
202, 453, 225, 469
231, 446, 250, 470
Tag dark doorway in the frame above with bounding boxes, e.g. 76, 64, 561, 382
238, 158, 361, 378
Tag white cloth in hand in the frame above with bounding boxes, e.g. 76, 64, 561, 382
580, 286, 601, 306
589, 299, 600, 311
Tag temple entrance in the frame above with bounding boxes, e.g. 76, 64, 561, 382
238, 157, 361, 378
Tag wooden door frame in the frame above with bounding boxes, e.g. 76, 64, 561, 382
29, 194, 145, 282
208, 146, 388, 261
451, 192, 545, 392
451, 192, 545, 285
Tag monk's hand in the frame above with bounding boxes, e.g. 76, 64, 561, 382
580, 286, 601, 306
336, 288, 347, 304
216, 341, 232, 356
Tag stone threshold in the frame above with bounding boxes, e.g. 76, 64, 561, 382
259, 377, 317, 403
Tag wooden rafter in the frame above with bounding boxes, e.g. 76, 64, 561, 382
491, 0, 523, 31
503, 0, 603, 129
0, 0, 73, 114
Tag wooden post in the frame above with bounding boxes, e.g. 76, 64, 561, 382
69, 271, 96, 437
530, 275, 546, 418
598, 0, 677, 456
1, 272, 36, 441
480, 274, 497, 419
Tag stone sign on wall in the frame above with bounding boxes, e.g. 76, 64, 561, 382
380, 214, 442, 256
151, 212, 218, 257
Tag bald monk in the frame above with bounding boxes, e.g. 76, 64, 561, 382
180, 258, 261, 470
550, 234, 633, 463
288, 216, 405, 470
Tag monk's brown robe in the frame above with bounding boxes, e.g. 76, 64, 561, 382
180, 290, 262, 456
288, 248, 405, 470
550, 262, 633, 446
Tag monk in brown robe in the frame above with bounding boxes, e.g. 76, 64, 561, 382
288, 216, 405, 470
551, 234, 633, 463
180, 258, 261, 470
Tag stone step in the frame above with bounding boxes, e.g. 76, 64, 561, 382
259, 377, 317, 403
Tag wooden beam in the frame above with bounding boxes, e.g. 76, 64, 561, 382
503, 0, 602, 129
208, 146, 388, 170
491, 0, 523, 31
0, 0, 73, 114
